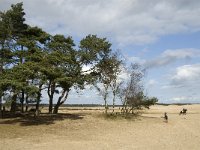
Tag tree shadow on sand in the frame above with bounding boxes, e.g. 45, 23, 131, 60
0, 112, 84, 126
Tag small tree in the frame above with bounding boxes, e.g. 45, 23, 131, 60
79, 35, 112, 114
95, 58, 114, 114
142, 96, 158, 109
109, 52, 123, 113
119, 63, 158, 115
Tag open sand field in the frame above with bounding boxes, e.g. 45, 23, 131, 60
0, 104, 200, 150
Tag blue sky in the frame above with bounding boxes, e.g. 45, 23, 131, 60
1, 0, 200, 104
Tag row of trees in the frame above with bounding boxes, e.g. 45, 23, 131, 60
0, 3, 157, 117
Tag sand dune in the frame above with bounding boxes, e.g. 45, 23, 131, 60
0, 104, 200, 150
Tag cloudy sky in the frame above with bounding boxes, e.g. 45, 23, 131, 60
1, 0, 200, 104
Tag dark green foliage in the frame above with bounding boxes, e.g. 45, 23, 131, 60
142, 96, 158, 109
0, 3, 48, 113
1, 3, 28, 38
79, 34, 111, 65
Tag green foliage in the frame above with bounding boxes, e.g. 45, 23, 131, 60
79, 34, 111, 65
142, 97, 158, 109
0, 3, 158, 115
2, 2, 28, 38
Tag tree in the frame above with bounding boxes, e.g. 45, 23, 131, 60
95, 54, 122, 114
79, 35, 114, 114
109, 52, 123, 113
142, 96, 158, 109
53, 34, 112, 114
119, 63, 157, 115
120, 63, 144, 114
0, 4, 14, 115
0, 3, 50, 114
0, 2, 28, 113
43, 34, 77, 113
22, 26, 49, 112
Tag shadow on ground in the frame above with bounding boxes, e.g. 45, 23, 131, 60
0, 112, 84, 126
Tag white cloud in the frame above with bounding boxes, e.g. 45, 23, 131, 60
1, 0, 200, 46
161, 64, 200, 89
171, 64, 200, 85
144, 48, 200, 69
142, 61, 200, 104
158, 64, 200, 103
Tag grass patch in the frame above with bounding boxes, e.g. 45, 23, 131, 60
99, 112, 141, 121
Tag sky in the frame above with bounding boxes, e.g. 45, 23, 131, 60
1, 0, 200, 104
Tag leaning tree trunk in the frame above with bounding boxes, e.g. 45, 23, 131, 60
53, 89, 69, 114
103, 85, 109, 114
53, 103, 60, 114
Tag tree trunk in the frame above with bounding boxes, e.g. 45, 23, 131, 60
104, 94, 108, 114
112, 92, 116, 113
0, 94, 2, 119
36, 84, 42, 111
20, 90, 25, 113
49, 96, 53, 114
121, 101, 128, 115
53, 104, 60, 114
10, 93, 17, 113
25, 94, 29, 112
1, 106, 5, 119
36, 99, 39, 111
0, 63, 3, 118
48, 81, 55, 114
104, 86, 109, 114
53, 89, 69, 114
21, 101, 24, 113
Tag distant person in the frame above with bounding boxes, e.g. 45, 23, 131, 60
164, 112, 168, 123
179, 108, 187, 115
182, 108, 187, 115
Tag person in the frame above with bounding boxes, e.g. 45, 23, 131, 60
182, 108, 187, 115
179, 108, 187, 115
164, 112, 168, 123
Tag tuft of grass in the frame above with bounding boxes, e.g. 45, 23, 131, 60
99, 112, 141, 121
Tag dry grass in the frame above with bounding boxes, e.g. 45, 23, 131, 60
0, 104, 200, 150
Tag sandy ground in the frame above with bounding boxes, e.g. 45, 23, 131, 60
0, 104, 200, 150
